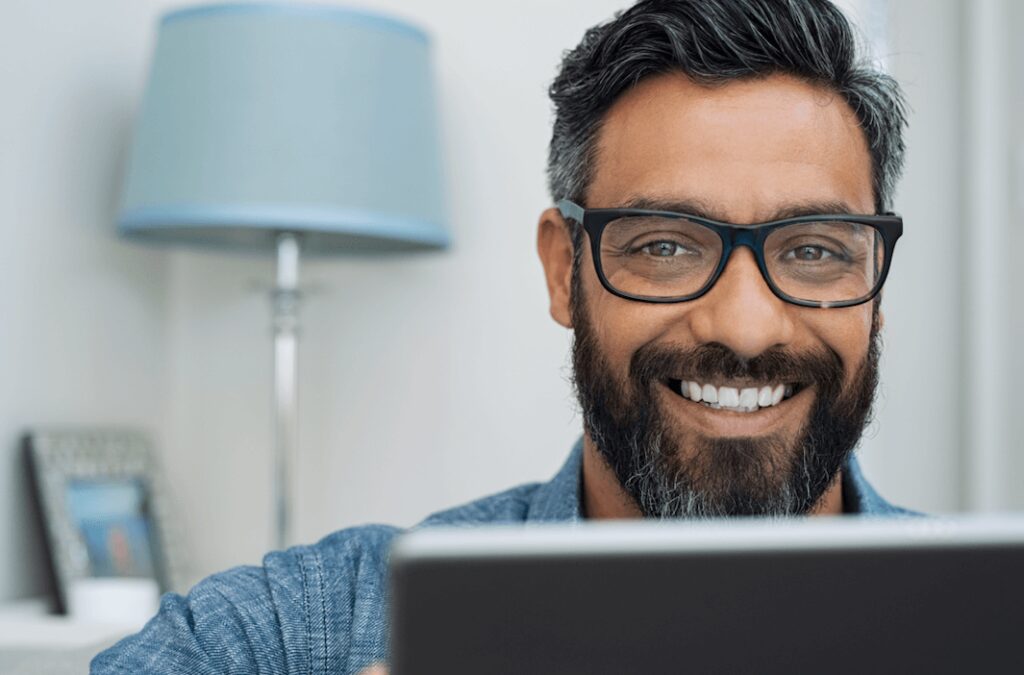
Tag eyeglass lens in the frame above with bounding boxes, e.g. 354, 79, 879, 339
599, 215, 884, 303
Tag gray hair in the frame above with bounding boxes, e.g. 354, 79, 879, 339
547, 0, 908, 214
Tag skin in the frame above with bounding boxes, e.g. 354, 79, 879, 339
537, 72, 878, 519
359, 71, 880, 675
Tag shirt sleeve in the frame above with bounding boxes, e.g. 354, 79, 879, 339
90, 524, 398, 675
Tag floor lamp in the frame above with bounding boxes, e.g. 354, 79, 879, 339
117, 4, 449, 549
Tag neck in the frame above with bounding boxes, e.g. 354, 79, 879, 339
581, 434, 844, 519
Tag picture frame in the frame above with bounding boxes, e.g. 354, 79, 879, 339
24, 429, 185, 614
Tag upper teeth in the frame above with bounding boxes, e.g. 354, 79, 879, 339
678, 381, 793, 412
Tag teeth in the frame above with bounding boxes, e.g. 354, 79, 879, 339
771, 384, 785, 405
738, 388, 758, 408
719, 387, 739, 407
675, 379, 797, 412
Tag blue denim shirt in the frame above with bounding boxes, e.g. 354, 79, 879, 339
92, 440, 913, 674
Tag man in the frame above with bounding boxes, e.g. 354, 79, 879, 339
93, 0, 913, 672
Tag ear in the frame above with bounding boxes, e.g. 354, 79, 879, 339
536, 207, 575, 328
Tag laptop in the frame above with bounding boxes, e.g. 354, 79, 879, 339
389, 516, 1024, 674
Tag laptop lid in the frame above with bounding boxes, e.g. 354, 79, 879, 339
389, 516, 1024, 675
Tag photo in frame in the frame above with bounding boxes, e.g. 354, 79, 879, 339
24, 429, 186, 614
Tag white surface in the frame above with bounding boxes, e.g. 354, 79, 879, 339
0, 0, 1021, 603
0, 617, 129, 651
66, 578, 159, 625
0, 597, 133, 649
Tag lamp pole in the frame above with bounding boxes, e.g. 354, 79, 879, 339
272, 232, 300, 549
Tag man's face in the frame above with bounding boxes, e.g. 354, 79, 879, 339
538, 73, 880, 518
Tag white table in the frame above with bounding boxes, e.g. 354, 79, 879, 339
0, 598, 139, 674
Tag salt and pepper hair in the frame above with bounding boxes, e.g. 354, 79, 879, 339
547, 0, 908, 215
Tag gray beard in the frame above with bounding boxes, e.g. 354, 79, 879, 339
596, 426, 805, 519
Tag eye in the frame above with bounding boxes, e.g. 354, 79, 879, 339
785, 244, 838, 262
634, 240, 694, 257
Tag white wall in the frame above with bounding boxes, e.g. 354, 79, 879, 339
1, 0, 1021, 600
1010, 0, 1024, 511
852, 0, 965, 512
0, 1, 172, 600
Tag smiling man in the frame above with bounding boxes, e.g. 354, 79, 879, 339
537, 0, 908, 521
546, 69, 899, 521
93, 1, 912, 673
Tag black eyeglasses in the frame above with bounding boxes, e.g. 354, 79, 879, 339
557, 199, 903, 308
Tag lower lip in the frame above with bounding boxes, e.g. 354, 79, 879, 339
659, 383, 811, 437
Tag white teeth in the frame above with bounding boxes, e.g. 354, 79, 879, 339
718, 387, 739, 407
675, 378, 796, 413
771, 384, 785, 405
738, 388, 758, 408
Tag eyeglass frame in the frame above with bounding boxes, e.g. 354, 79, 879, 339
557, 199, 904, 309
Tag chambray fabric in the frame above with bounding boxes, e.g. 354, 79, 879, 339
91, 440, 913, 674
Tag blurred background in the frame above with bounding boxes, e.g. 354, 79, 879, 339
0, 0, 1020, 615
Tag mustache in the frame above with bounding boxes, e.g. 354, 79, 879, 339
629, 342, 845, 394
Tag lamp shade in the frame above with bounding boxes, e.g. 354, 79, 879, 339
119, 3, 449, 253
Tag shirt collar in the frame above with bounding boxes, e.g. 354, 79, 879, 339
527, 437, 913, 522
527, 438, 586, 522
843, 454, 917, 516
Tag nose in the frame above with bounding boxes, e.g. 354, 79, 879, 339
686, 247, 796, 359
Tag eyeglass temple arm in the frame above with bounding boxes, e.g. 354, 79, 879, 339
557, 199, 585, 224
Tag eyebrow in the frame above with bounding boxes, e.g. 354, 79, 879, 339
618, 196, 860, 223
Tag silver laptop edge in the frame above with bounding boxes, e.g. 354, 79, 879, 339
392, 514, 1024, 561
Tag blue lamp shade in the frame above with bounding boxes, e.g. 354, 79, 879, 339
118, 3, 449, 253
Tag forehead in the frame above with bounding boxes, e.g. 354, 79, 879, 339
589, 72, 875, 221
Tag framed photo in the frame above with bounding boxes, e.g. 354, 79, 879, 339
24, 429, 185, 614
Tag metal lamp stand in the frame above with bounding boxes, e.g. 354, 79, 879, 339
271, 232, 300, 550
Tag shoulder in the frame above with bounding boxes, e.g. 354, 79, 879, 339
843, 455, 925, 518
91, 524, 400, 675
416, 482, 544, 528
91, 478, 563, 673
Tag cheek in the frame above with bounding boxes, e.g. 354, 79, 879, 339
584, 275, 691, 370
802, 306, 874, 378
586, 289, 641, 362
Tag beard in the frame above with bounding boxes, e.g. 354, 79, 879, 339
570, 285, 880, 519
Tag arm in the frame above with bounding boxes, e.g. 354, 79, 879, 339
91, 525, 399, 675
90, 564, 288, 674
